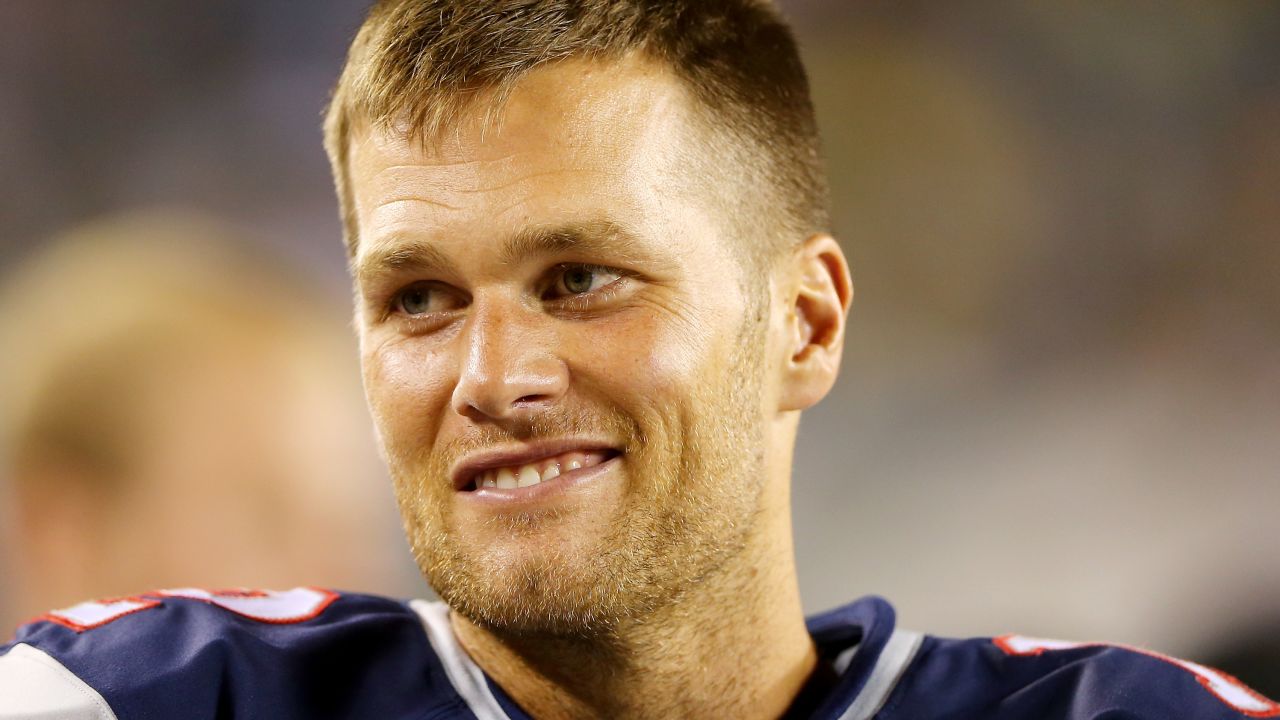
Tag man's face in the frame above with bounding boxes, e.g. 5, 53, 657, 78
350, 56, 779, 633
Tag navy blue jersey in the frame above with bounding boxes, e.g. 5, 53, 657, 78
1, 588, 1275, 719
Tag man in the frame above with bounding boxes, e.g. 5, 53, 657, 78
1, 2, 1277, 719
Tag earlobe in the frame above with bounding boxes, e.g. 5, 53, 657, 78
779, 234, 853, 412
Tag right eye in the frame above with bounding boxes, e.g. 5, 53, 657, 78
392, 282, 461, 316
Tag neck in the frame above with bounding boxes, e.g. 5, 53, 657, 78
451, 469, 815, 719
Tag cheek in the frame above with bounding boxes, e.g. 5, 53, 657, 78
566, 307, 715, 418
361, 335, 455, 445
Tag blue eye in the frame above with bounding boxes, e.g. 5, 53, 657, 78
553, 265, 621, 296
562, 266, 594, 294
394, 282, 457, 316
399, 287, 431, 314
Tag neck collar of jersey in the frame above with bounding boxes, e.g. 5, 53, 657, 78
411, 595, 922, 720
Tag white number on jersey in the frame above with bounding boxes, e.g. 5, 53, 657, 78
39, 587, 338, 632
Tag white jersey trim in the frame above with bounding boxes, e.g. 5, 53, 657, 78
410, 600, 512, 720
836, 629, 924, 720
0, 643, 118, 720
833, 643, 860, 676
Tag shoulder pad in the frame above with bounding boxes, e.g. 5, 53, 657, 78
1, 588, 464, 720
880, 633, 1279, 720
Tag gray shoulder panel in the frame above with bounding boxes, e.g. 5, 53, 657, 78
837, 629, 924, 720
409, 600, 511, 720
0, 643, 117, 720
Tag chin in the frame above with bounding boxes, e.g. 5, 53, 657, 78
416, 515, 663, 637
434, 551, 639, 637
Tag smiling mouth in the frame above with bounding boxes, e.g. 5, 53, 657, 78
462, 449, 620, 491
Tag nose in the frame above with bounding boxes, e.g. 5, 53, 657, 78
450, 300, 569, 422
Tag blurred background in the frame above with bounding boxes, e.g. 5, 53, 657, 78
1, 0, 1277, 696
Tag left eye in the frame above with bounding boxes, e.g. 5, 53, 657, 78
551, 265, 621, 296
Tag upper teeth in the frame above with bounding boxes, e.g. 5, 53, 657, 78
475, 450, 605, 490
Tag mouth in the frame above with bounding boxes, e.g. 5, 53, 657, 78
451, 442, 622, 492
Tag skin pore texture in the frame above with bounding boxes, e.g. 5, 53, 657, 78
349, 54, 852, 719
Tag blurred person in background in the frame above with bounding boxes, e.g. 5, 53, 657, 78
0, 210, 403, 631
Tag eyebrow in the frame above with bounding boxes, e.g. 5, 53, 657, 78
500, 220, 649, 266
355, 238, 457, 288
356, 219, 651, 287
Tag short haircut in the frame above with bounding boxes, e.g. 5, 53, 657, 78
323, 0, 830, 266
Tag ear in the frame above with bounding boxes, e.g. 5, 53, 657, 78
778, 234, 853, 412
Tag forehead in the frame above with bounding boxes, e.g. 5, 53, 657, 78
346, 55, 722, 267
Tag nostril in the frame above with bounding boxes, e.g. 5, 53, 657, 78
452, 354, 569, 420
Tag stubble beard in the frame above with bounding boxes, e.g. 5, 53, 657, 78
387, 324, 769, 640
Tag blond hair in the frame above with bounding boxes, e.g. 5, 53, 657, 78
323, 0, 829, 263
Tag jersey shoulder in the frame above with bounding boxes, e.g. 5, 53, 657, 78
877, 631, 1280, 720
0, 588, 472, 720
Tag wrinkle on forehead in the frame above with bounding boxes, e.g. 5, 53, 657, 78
374, 197, 463, 211
366, 164, 586, 219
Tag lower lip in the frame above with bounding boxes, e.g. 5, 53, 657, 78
460, 455, 621, 506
